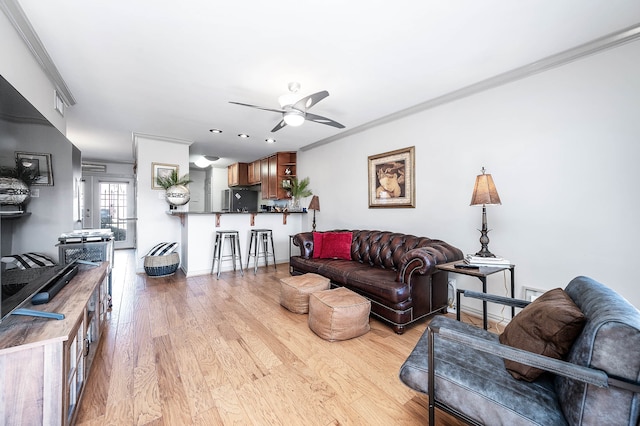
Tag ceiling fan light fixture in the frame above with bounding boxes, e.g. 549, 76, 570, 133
283, 111, 305, 127
278, 93, 298, 108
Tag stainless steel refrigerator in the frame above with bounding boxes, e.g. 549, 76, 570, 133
221, 189, 258, 212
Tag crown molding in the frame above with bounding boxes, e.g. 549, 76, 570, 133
301, 24, 640, 152
0, 0, 76, 106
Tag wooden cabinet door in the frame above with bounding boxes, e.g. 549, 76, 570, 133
248, 160, 261, 185
268, 155, 278, 198
228, 163, 249, 186
260, 158, 269, 195
228, 164, 237, 186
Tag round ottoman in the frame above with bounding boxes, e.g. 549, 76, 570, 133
308, 287, 371, 341
144, 252, 180, 277
280, 273, 331, 314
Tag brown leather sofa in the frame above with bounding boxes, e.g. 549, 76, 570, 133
290, 230, 463, 334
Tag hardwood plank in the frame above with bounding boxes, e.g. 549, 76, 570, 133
76, 250, 469, 425
154, 334, 193, 424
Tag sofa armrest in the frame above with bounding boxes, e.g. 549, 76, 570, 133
430, 322, 610, 387
461, 290, 530, 309
398, 247, 459, 283
292, 232, 314, 259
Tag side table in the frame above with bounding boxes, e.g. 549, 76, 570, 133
436, 260, 515, 330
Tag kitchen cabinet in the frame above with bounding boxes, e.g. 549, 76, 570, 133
268, 154, 278, 198
248, 160, 261, 185
228, 162, 249, 187
259, 151, 296, 200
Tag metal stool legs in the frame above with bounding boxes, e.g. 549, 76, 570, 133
246, 229, 277, 274
211, 230, 244, 279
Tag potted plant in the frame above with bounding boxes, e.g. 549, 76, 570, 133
283, 176, 312, 211
156, 170, 193, 208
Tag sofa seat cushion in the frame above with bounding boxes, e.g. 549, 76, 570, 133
400, 316, 568, 425
345, 267, 409, 304
289, 256, 324, 275
317, 259, 367, 285
291, 258, 412, 305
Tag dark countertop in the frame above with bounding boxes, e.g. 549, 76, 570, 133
167, 210, 307, 215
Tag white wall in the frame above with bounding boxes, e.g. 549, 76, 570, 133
299, 39, 640, 315
135, 134, 191, 272
0, 11, 65, 133
210, 166, 228, 212
188, 168, 206, 212
0, 13, 79, 262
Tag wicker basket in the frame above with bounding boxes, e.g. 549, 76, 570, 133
144, 252, 179, 277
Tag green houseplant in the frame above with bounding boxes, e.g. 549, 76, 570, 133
155, 170, 192, 190
284, 177, 312, 211
156, 171, 193, 208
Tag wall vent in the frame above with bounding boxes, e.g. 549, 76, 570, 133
82, 162, 107, 173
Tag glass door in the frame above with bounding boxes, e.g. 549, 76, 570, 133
99, 180, 135, 249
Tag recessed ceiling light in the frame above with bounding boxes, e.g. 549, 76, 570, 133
265, 138, 276, 144
238, 133, 249, 138
209, 128, 222, 133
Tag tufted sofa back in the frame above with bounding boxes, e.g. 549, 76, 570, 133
334, 230, 458, 271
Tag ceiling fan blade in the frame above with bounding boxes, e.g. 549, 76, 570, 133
293, 90, 329, 111
271, 119, 287, 133
229, 101, 284, 114
305, 112, 345, 129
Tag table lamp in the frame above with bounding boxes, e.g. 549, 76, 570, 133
470, 167, 501, 257
308, 195, 320, 231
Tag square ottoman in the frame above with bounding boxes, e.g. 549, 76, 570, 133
280, 273, 331, 314
308, 287, 371, 341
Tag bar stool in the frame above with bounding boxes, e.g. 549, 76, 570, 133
211, 230, 244, 279
246, 228, 277, 274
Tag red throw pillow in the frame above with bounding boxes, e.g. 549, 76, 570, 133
317, 232, 352, 260
312, 232, 324, 259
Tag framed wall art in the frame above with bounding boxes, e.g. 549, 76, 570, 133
151, 163, 178, 190
368, 146, 415, 208
15, 152, 54, 186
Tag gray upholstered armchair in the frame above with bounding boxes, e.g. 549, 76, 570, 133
399, 276, 640, 425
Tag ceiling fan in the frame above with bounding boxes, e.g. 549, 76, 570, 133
229, 82, 345, 133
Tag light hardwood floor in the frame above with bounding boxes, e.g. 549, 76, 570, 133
76, 250, 474, 425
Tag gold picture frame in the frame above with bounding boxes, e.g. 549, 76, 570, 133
368, 146, 415, 208
151, 163, 178, 190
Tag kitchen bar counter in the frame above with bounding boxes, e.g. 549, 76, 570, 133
167, 210, 307, 276
168, 210, 307, 214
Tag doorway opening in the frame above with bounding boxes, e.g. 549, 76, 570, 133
99, 181, 135, 249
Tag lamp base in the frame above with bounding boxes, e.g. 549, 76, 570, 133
474, 247, 496, 258
475, 205, 496, 257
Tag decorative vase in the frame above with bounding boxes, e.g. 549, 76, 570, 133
289, 196, 301, 212
165, 185, 190, 206
0, 178, 30, 205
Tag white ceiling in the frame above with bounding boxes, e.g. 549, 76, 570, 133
14, 1, 640, 167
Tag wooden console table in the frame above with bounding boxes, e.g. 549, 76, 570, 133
0, 262, 109, 425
